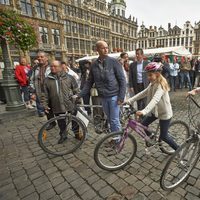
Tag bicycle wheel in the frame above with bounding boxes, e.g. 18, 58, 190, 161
94, 131, 137, 171
160, 120, 190, 155
160, 137, 200, 190
38, 115, 86, 156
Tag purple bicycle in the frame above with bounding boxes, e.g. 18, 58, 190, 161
94, 105, 190, 171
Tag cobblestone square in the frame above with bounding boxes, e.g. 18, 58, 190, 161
0, 91, 200, 200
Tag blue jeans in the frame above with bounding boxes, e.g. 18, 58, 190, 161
36, 96, 45, 115
141, 114, 179, 150
20, 86, 30, 102
102, 96, 121, 132
169, 76, 177, 91
179, 71, 192, 91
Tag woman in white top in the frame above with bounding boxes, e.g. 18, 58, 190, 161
126, 62, 179, 150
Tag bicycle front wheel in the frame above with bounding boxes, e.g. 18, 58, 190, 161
160, 137, 200, 190
160, 120, 190, 155
94, 131, 137, 171
38, 115, 86, 156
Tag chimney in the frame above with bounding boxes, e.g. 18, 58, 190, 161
168, 23, 171, 29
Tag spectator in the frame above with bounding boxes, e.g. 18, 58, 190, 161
129, 48, 149, 110
61, 61, 79, 81
194, 58, 200, 88
79, 60, 92, 116
169, 56, 179, 92
161, 54, 170, 80
79, 40, 126, 132
179, 57, 192, 91
15, 57, 34, 109
32, 51, 54, 130
40, 60, 81, 144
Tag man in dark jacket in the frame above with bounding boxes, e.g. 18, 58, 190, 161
41, 60, 80, 144
129, 48, 149, 110
79, 41, 126, 132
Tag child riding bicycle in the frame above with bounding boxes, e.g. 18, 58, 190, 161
126, 62, 179, 150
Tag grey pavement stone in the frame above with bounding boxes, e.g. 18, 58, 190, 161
81, 189, 97, 200
54, 182, 70, 195
60, 189, 75, 200
40, 188, 56, 200
21, 192, 39, 200
19, 184, 36, 198
112, 178, 128, 191
98, 185, 115, 198
92, 179, 107, 191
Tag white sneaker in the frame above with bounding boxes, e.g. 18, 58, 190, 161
26, 104, 35, 109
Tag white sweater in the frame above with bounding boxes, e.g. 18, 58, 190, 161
127, 82, 173, 120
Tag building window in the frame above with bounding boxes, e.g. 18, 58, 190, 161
52, 29, 60, 45
49, 4, 58, 21
73, 38, 79, 50
80, 40, 85, 50
177, 38, 180, 46
64, 20, 71, 33
39, 27, 48, 44
21, 0, 32, 16
35, 0, 46, 19
181, 38, 184, 45
0, 0, 10, 5
86, 41, 91, 53
66, 37, 72, 50
190, 37, 193, 46
117, 9, 120, 15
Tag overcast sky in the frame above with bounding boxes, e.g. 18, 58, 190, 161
123, 0, 200, 29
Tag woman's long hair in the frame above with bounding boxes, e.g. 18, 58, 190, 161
156, 73, 170, 92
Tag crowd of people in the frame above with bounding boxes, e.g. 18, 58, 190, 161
13, 40, 200, 144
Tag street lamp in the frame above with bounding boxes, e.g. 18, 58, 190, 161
1, 39, 25, 111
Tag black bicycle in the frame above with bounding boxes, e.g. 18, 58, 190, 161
160, 95, 200, 190
37, 102, 118, 156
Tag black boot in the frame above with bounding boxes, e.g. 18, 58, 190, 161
46, 122, 56, 131
58, 133, 67, 144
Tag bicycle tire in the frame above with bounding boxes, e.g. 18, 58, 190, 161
38, 115, 86, 156
160, 137, 200, 190
94, 131, 137, 171
159, 120, 190, 155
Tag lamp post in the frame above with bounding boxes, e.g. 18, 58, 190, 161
1, 38, 25, 111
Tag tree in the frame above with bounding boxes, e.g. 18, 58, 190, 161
0, 8, 37, 52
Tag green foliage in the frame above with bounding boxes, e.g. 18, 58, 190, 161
0, 8, 37, 52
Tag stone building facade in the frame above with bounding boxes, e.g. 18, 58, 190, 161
138, 21, 195, 54
0, 0, 137, 63
194, 21, 200, 56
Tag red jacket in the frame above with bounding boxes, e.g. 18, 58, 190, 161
15, 65, 31, 86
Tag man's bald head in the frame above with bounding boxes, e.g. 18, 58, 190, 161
50, 60, 62, 74
96, 40, 109, 58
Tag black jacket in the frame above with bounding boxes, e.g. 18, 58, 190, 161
129, 61, 149, 93
80, 56, 126, 101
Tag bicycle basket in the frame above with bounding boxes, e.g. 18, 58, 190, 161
188, 95, 200, 131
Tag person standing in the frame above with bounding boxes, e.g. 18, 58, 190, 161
79, 41, 126, 132
15, 57, 34, 109
80, 60, 92, 116
32, 51, 55, 130
194, 58, 200, 88
61, 61, 79, 81
40, 61, 81, 144
129, 48, 149, 110
179, 57, 192, 91
169, 57, 179, 92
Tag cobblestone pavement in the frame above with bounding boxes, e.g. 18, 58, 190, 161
0, 90, 200, 200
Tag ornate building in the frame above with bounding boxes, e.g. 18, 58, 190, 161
0, 0, 138, 62
194, 21, 200, 56
138, 21, 195, 54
